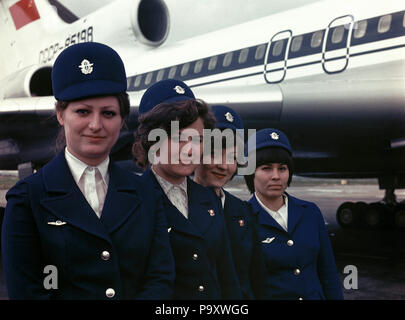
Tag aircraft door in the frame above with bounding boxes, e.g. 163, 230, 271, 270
322, 15, 354, 74
264, 30, 292, 83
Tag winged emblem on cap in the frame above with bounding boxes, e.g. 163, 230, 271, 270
270, 132, 279, 140
79, 59, 94, 75
174, 85, 185, 94
225, 112, 234, 122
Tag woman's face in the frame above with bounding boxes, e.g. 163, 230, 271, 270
153, 117, 204, 183
253, 163, 289, 201
57, 96, 124, 166
195, 146, 237, 189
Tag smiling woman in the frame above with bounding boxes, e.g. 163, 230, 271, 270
55, 96, 124, 166
1, 42, 175, 300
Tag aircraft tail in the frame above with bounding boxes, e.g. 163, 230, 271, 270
0, 0, 76, 98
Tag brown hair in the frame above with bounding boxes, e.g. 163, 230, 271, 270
133, 99, 216, 169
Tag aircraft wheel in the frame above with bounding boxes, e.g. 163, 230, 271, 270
336, 202, 357, 228
363, 202, 385, 229
394, 206, 405, 229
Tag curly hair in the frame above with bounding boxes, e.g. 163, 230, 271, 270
133, 99, 216, 169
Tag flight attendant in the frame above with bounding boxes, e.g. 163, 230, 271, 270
1, 42, 174, 299
193, 105, 265, 299
244, 128, 344, 300
133, 80, 241, 300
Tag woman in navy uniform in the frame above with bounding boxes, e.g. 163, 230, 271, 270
193, 105, 265, 299
1, 42, 174, 299
133, 80, 241, 300
244, 128, 343, 300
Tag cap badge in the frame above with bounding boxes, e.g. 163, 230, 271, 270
79, 59, 94, 75
208, 209, 215, 216
174, 85, 185, 95
270, 132, 279, 140
238, 219, 245, 227
225, 112, 234, 123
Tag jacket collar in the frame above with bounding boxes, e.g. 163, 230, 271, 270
249, 192, 304, 233
40, 152, 141, 241
143, 168, 216, 239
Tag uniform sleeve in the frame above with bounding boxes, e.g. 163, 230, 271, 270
315, 204, 344, 300
246, 204, 267, 299
216, 201, 242, 300
135, 193, 175, 299
1, 181, 51, 299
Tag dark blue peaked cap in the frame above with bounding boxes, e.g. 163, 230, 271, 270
211, 105, 244, 131
52, 42, 127, 101
138, 79, 195, 116
246, 128, 292, 156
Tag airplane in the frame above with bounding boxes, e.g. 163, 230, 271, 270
1, 0, 405, 230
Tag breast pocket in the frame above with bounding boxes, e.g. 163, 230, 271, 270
40, 215, 70, 273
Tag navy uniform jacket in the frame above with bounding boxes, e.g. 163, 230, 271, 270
222, 190, 266, 299
142, 169, 242, 300
249, 193, 344, 300
1, 152, 175, 300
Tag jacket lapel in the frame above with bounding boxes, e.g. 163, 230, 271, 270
223, 190, 249, 237
286, 193, 304, 234
40, 152, 111, 243
187, 178, 216, 237
249, 194, 286, 232
99, 162, 141, 233
143, 169, 203, 239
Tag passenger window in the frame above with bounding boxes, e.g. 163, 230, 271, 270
353, 20, 367, 38
255, 45, 266, 60
272, 40, 284, 56
134, 75, 142, 87
290, 36, 303, 52
403, 12, 405, 28
331, 26, 344, 43
145, 72, 153, 85
238, 48, 249, 64
168, 66, 177, 79
378, 14, 392, 33
194, 60, 203, 73
223, 52, 233, 67
311, 30, 323, 48
181, 63, 190, 77
156, 69, 165, 82
208, 56, 218, 70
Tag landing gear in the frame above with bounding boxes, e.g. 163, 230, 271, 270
336, 179, 405, 230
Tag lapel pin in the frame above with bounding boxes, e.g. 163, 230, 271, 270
262, 237, 275, 244
47, 220, 67, 226
238, 219, 245, 227
208, 209, 215, 216
168, 227, 172, 233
